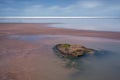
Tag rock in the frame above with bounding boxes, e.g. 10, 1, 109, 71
53, 43, 96, 57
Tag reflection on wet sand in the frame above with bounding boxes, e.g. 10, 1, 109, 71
0, 34, 120, 80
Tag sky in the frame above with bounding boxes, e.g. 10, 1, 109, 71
0, 0, 120, 17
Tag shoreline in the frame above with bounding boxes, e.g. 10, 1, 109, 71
0, 23, 120, 80
0, 23, 120, 40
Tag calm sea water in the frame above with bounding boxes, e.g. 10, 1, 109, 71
9, 35, 120, 80
0, 18, 120, 32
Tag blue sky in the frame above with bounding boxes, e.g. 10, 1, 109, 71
0, 0, 120, 17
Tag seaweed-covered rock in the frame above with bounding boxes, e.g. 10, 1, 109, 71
53, 43, 95, 57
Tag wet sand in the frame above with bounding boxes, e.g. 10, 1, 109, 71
0, 23, 120, 40
0, 37, 73, 80
0, 23, 120, 80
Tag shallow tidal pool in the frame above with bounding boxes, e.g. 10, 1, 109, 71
2, 35, 120, 80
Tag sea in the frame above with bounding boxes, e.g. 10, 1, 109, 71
0, 18, 120, 32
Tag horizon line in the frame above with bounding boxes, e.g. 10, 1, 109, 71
0, 16, 120, 19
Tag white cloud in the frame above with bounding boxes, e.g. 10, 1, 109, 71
0, 7, 16, 11
30, 5, 43, 8
79, 1, 102, 8
0, 0, 120, 17
48, 6, 61, 10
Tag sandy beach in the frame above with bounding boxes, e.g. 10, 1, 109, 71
0, 23, 120, 40
0, 23, 120, 80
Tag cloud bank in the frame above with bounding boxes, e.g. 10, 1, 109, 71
0, 0, 120, 17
